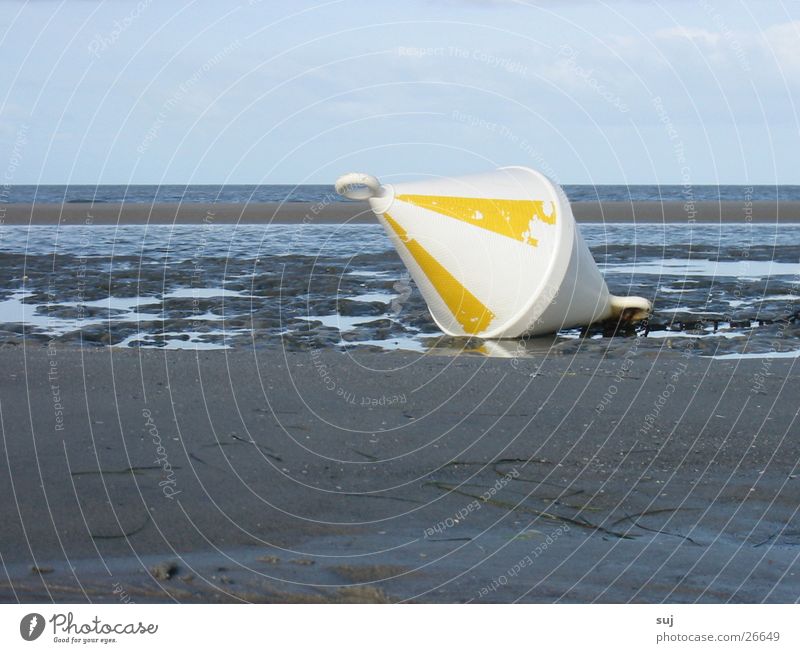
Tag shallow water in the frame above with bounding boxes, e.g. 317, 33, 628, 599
0, 223, 798, 357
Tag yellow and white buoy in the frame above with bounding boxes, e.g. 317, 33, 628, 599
335, 166, 651, 338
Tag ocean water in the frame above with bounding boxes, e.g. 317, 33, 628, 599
3, 184, 800, 204
0, 222, 798, 356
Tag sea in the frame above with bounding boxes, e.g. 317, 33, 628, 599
4, 184, 800, 204
1, 185, 799, 357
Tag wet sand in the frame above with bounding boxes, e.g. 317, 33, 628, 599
1, 345, 798, 603
2, 200, 798, 224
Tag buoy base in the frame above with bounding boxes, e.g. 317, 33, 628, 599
608, 295, 652, 323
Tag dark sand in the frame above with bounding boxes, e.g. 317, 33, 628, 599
1, 200, 798, 224
1, 345, 798, 603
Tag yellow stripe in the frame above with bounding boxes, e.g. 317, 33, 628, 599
383, 212, 495, 335
396, 194, 556, 247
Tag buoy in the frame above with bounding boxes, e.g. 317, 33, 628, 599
335, 166, 651, 338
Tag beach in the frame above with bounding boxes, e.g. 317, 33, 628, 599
2, 199, 800, 224
1, 201, 799, 603
0, 345, 798, 603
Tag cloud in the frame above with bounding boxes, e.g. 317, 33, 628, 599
655, 26, 722, 46
761, 20, 800, 71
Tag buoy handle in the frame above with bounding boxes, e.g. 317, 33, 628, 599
335, 172, 383, 200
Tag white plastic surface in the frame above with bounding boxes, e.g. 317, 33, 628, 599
334, 167, 651, 337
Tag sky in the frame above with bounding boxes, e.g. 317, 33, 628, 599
0, 0, 798, 185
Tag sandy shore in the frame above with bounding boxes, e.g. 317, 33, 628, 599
1, 345, 798, 603
1, 200, 798, 224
